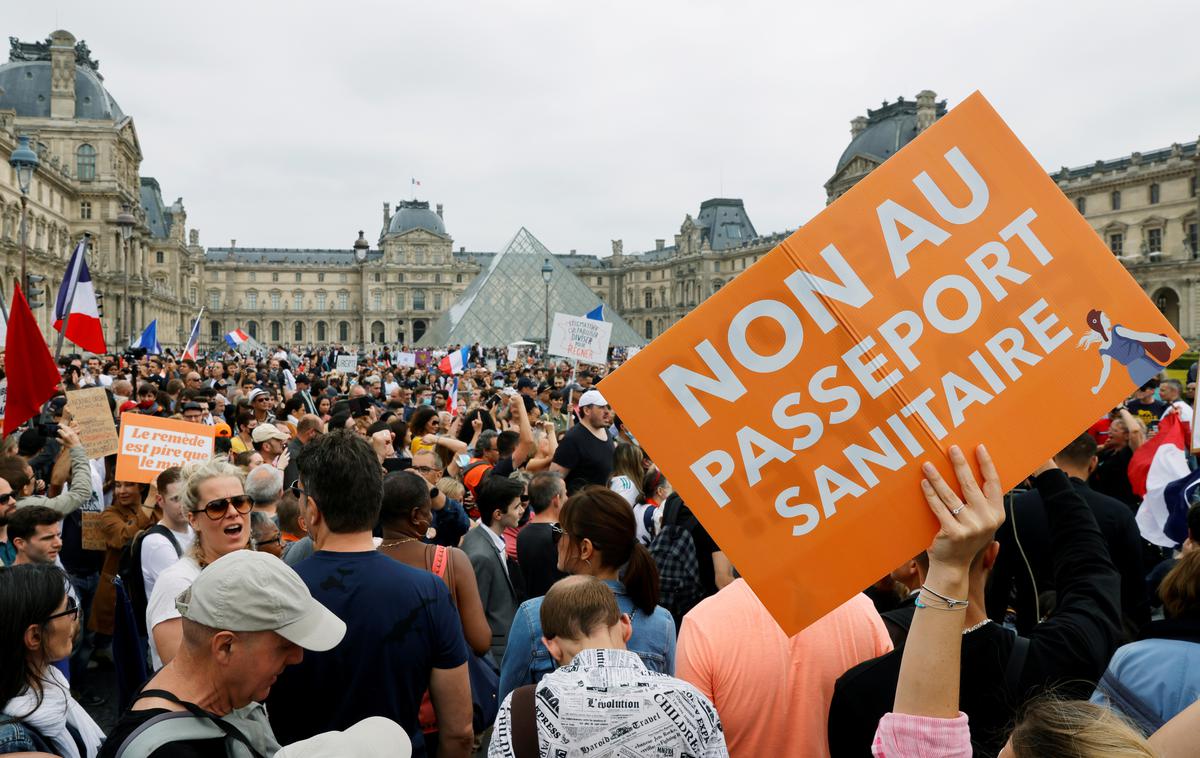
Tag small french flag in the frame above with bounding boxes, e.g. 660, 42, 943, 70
438, 346, 470, 375
224, 328, 250, 349
447, 377, 459, 416
181, 308, 203, 360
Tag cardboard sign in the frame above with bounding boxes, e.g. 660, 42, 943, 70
116, 414, 216, 484
415, 350, 431, 368
600, 92, 1186, 635
548, 313, 612, 366
335, 355, 358, 374
0, 377, 6, 421
66, 387, 119, 459
486, 358, 498, 373
396, 351, 417, 368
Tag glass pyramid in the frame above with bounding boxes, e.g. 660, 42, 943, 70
417, 227, 644, 348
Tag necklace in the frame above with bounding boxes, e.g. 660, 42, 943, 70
962, 619, 991, 635
378, 537, 419, 549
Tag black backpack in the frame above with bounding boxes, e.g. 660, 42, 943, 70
648, 494, 705, 628
118, 525, 182, 637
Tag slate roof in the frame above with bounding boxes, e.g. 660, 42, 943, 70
0, 60, 124, 121
387, 200, 447, 237
1055, 141, 1198, 182
836, 98, 947, 173
696, 198, 758, 251
140, 178, 172, 239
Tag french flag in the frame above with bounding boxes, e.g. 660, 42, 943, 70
181, 309, 203, 360
225, 328, 251, 349
446, 377, 460, 416
585, 304, 603, 321
54, 238, 107, 354
438, 346, 469, 375
1130, 412, 1195, 547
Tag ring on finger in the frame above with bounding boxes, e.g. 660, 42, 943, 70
951, 503, 967, 515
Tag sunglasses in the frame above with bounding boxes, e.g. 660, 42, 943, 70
290, 480, 307, 500
45, 595, 79, 623
551, 523, 565, 544
0, 492, 13, 505
256, 536, 281, 547
197, 495, 252, 520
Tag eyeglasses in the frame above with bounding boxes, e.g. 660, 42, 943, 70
519, 494, 529, 503
45, 595, 79, 623
414, 465, 443, 475
0, 492, 12, 505
197, 495, 252, 520
550, 523, 565, 544
290, 480, 306, 499
256, 536, 281, 547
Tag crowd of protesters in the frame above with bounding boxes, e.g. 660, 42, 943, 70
0, 342, 1197, 757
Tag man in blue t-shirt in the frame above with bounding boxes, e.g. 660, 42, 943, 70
266, 430, 473, 757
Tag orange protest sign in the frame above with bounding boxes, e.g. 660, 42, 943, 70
115, 413, 216, 484
602, 92, 1185, 636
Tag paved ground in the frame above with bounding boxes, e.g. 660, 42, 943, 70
77, 663, 120, 732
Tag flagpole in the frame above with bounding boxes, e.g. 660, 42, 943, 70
0, 278, 9, 324
54, 233, 88, 359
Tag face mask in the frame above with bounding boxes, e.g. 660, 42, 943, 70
456, 453, 470, 468
422, 397, 432, 406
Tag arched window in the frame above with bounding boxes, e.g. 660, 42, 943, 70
76, 144, 96, 182
270, 321, 281, 342
338, 321, 350, 341
316, 321, 327, 342
413, 319, 427, 342
294, 321, 304, 342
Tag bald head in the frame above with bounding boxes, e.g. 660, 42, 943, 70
296, 414, 324, 443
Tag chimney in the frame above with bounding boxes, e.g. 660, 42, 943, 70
850, 116, 868, 138
459, 246, 465, 253
48, 30, 76, 120
655, 239, 665, 251
436, 203, 443, 219
230, 239, 236, 249
383, 202, 391, 228
915, 89, 938, 132
570, 249, 576, 256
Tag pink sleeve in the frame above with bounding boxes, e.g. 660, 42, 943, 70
871, 712, 972, 758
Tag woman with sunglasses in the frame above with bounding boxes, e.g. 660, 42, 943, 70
0, 563, 106, 757
90, 479, 156, 639
497, 486, 676, 704
145, 459, 250, 670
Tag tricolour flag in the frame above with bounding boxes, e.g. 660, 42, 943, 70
53, 238, 107, 354
181, 309, 203, 360
1131, 412, 1195, 547
585, 304, 603, 321
447, 377, 460, 416
438, 346, 470, 375
4, 282, 62, 438
133, 320, 162, 355
225, 329, 251, 349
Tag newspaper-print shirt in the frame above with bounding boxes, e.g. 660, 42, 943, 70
489, 648, 728, 758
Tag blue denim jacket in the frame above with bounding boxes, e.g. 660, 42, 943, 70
497, 579, 676, 703
0, 719, 51, 754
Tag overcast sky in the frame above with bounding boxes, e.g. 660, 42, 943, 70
11, 1, 1200, 257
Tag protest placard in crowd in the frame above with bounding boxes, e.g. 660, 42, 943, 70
601, 92, 1186, 634
396, 351, 417, 368
335, 354, 358, 373
115, 413, 217, 484
549, 313, 613, 366
66, 387, 119, 459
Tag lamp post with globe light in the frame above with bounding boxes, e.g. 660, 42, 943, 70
541, 257, 553, 347
9, 134, 39, 300
354, 230, 369, 354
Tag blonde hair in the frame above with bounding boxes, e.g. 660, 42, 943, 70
435, 476, 464, 502
180, 458, 247, 566
1009, 698, 1154, 757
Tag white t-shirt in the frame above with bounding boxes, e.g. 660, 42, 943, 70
141, 525, 196, 603
610, 475, 639, 506
146, 555, 201, 670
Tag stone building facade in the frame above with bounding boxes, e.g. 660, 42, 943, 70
0, 30, 203, 349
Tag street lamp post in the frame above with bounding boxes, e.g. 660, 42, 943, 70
116, 203, 136, 347
354, 230, 369, 354
541, 257, 553, 346
10, 134, 39, 293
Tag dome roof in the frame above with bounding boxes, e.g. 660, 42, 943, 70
387, 200, 446, 236
835, 98, 946, 174
0, 59, 125, 121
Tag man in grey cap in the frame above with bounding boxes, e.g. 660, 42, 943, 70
252, 423, 290, 469
99, 550, 346, 757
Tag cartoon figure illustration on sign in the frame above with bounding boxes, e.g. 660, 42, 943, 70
1078, 309, 1174, 393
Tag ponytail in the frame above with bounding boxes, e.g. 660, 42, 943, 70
621, 542, 660, 616
561, 486, 662, 616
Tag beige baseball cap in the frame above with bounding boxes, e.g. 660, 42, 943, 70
175, 550, 345, 651
275, 717, 411, 758
251, 424, 289, 444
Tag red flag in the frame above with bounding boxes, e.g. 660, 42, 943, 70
1127, 412, 1189, 498
3, 281, 62, 438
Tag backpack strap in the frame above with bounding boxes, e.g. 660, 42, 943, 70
1096, 668, 1165, 735
510, 684, 539, 758
124, 689, 268, 758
